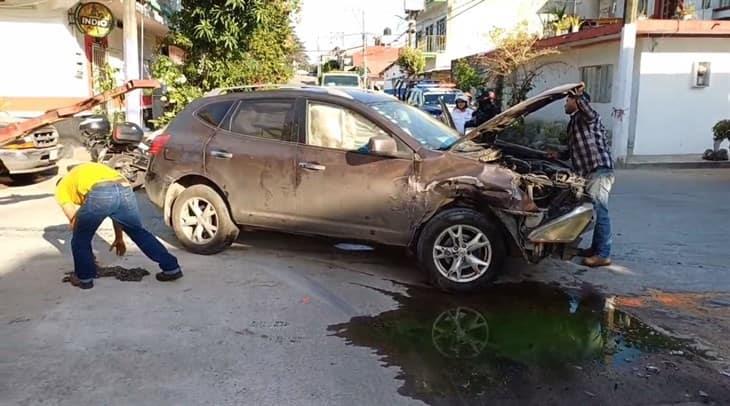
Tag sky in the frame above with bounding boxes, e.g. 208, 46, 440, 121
296, 0, 407, 62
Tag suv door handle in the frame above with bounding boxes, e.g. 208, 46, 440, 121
298, 162, 326, 171
210, 149, 233, 159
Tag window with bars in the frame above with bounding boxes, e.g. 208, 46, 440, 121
436, 18, 446, 36
580, 65, 613, 103
719, 0, 730, 8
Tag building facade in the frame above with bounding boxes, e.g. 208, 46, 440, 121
413, 0, 545, 76
526, 1, 730, 162
0, 0, 177, 121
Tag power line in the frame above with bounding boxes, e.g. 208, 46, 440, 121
447, 0, 487, 22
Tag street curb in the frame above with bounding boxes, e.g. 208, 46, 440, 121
618, 161, 730, 170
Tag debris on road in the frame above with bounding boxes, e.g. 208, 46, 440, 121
334, 243, 374, 252
62, 266, 150, 283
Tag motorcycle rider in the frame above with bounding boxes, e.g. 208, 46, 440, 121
451, 95, 474, 135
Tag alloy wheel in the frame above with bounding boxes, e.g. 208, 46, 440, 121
179, 197, 219, 245
433, 224, 492, 283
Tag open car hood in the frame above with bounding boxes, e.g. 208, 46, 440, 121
449, 83, 582, 150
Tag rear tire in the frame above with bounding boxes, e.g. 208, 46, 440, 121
171, 184, 239, 255
417, 208, 506, 293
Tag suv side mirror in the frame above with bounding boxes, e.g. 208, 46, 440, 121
368, 135, 398, 157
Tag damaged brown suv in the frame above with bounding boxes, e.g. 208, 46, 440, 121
145, 84, 593, 292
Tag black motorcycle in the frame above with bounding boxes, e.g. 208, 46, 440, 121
79, 115, 149, 189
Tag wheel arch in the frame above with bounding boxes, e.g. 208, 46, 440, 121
163, 174, 231, 227
409, 198, 523, 259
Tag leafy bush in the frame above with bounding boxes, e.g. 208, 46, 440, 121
499, 119, 569, 148
397, 48, 425, 78
713, 120, 730, 141
453, 59, 484, 92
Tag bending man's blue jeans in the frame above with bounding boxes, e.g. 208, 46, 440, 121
586, 168, 615, 259
72, 184, 179, 282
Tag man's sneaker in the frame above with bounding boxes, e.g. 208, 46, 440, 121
66, 274, 94, 290
583, 256, 612, 268
156, 269, 183, 282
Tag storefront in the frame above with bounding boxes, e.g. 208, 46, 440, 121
0, 0, 173, 126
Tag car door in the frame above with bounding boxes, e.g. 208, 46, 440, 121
205, 97, 300, 228
292, 99, 416, 246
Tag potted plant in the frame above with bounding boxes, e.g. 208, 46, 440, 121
677, 3, 696, 20
704, 119, 730, 161
552, 17, 571, 35
564, 15, 583, 33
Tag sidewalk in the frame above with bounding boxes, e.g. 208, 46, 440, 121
621, 154, 730, 169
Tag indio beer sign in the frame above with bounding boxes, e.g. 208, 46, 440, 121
74, 2, 115, 38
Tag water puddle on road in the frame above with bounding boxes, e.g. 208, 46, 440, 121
329, 282, 722, 404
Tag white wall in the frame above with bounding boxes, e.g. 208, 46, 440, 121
633, 38, 730, 155
0, 7, 89, 100
417, 0, 548, 71
528, 42, 620, 126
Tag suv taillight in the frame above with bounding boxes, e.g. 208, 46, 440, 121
149, 133, 171, 156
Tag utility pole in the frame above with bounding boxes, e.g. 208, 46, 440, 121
611, 0, 639, 163
123, 0, 141, 126
362, 10, 368, 89
407, 11, 417, 48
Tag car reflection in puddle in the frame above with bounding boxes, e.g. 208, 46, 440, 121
329, 282, 720, 405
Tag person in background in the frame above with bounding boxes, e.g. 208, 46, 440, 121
451, 95, 474, 135
561, 84, 615, 268
55, 162, 183, 289
467, 90, 501, 129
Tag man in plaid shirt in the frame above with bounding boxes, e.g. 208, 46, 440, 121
564, 84, 615, 267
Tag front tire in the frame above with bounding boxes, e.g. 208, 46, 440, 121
417, 208, 506, 293
171, 184, 239, 255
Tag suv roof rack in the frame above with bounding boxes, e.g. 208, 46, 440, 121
204, 84, 317, 97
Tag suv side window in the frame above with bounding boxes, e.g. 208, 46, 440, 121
229, 100, 293, 141
196, 100, 234, 127
306, 102, 407, 153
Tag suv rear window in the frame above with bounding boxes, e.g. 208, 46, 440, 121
196, 101, 234, 127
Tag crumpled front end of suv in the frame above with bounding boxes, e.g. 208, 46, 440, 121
417, 154, 593, 264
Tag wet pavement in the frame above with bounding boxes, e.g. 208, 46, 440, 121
331, 281, 730, 405
2, 166, 730, 405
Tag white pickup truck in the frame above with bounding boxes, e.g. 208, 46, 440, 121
319, 71, 363, 88
0, 112, 62, 181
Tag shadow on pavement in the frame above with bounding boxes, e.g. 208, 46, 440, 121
42, 224, 71, 255
0, 193, 53, 205
0, 167, 59, 188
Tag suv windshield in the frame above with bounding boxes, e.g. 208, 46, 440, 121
322, 75, 360, 87
423, 92, 459, 106
370, 101, 460, 150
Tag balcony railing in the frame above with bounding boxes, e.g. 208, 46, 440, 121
416, 35, 446, 53
542, 17, 623, 38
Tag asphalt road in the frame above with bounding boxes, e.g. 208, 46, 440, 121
1, 166, 729, 405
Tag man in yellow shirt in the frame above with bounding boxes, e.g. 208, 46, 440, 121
56, 162, 182, 289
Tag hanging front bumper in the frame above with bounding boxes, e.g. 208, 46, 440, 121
527, 203, 594, 243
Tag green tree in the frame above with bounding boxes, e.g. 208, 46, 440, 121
151, 0, 300, 127
453, 59, 484, 92
397, 48, 426, 78
481, 24, 558, 106
321, 60, 341, 73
